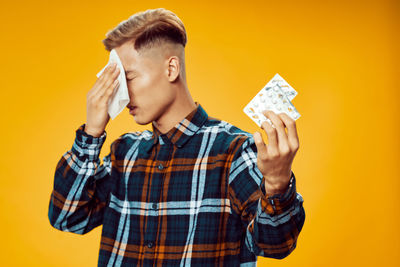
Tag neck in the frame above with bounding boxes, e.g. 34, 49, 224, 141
153, 88, 197, 134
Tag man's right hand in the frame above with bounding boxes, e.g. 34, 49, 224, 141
84, 63, 120, 137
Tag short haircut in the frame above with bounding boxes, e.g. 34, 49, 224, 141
102, 8, 187, 52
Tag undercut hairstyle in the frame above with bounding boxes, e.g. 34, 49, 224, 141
102, 8, 187, 53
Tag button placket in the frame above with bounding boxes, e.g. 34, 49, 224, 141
145, 143, 170, 253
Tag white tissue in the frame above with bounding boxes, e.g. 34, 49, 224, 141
96, 49, 130, 120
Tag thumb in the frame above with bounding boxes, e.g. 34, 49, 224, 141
253, 132, 268, 156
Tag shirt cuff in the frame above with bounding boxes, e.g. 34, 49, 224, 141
260, 171, 297, 216
71, 124, 107, 161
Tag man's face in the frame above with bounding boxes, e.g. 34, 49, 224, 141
115, 41, 176, 125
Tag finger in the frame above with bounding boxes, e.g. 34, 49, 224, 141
277, 112, 300, 152
262, 110, 289, 152
98, 66, 120, 95
100, 63, 117, 78
260, 120, 279, 157
253, 131, 268, 159
97, 64, 116, 86
93, 67, 120, 103
99, 79, 119, 104
88, 64, 117, 98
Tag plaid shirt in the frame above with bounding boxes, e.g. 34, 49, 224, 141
48, 102, 305, 266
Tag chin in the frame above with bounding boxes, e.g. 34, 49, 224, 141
132, 114, 152, 126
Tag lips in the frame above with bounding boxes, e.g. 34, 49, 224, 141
127, 104, 137, 110
129, 106, 138, 115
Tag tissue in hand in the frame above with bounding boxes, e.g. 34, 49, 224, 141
96, 49, 130, 120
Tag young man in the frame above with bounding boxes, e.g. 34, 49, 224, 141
48, 8, 305, 266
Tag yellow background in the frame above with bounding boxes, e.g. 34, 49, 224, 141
0, 0, 398, 266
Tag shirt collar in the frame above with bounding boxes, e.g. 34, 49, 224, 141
144, 102, 208, 153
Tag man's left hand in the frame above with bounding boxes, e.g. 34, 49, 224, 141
253, 110, 300, 195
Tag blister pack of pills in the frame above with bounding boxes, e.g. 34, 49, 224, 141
243, 73, 300, 128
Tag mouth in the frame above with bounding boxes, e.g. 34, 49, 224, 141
127, 104, 137, 110
129, 106, 138, 115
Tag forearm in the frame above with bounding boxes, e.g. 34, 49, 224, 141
245, 172, 306, 259
227, 136, 306, 259
48, 124, 108, 234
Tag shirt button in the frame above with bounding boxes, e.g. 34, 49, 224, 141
152, 203, 157, 210
158, 164, 164, 170
147, 242, 154, 248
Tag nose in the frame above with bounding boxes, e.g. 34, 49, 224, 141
127, 88, 134, 105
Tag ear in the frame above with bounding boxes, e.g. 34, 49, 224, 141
165, 56, 180, 82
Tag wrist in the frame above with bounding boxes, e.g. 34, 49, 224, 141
84, 125, 104, 137
264, 179, 290, 196
73, 124, 107, 161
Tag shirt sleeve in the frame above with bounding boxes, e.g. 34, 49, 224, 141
227, 135, 306, 259
48, 124, 119, 235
